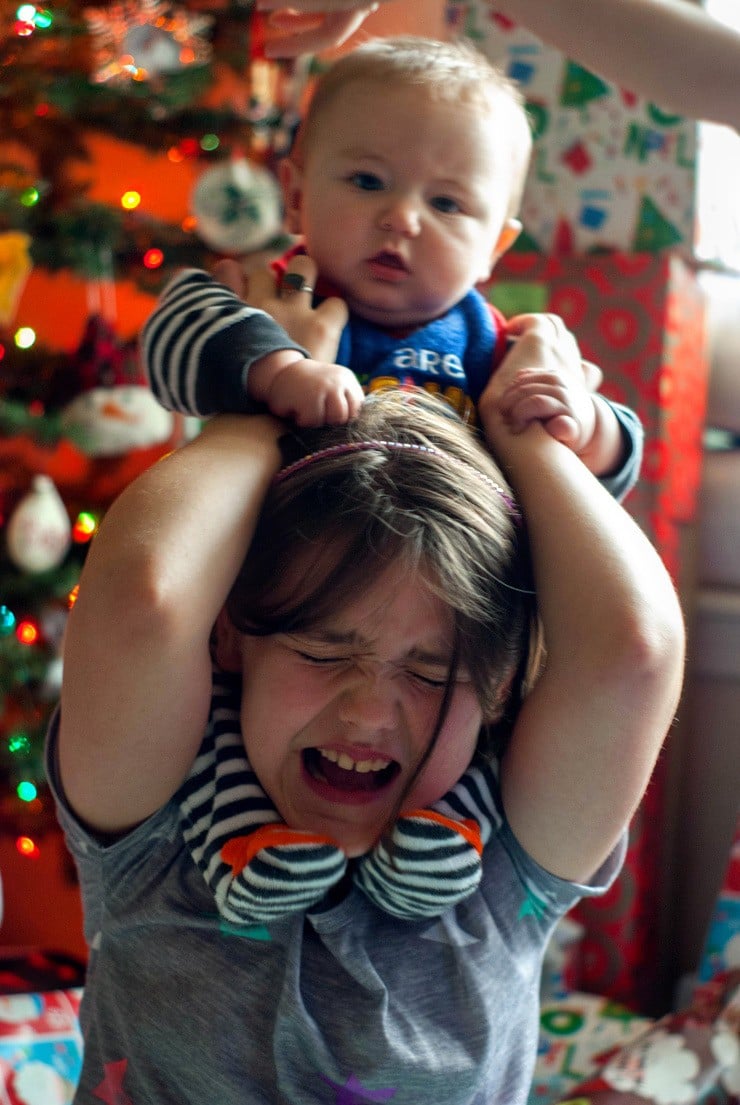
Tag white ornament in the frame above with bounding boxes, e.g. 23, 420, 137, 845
191, 159, 283, 254
61, 386, 174, 456
6, 477, 71, 574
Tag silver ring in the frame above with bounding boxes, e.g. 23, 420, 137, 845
282, 272, 314, 296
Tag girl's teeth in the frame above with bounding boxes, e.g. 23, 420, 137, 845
319, 748, 388, 773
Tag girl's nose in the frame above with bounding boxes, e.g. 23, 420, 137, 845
377, 197, 421, 237
338, 668, 399, 733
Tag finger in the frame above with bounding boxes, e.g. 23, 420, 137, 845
543, 414, 580, 448
258, 0, 375, 13
582, 360, 603, 391
245, 266, 281, 310
314, 295, 349, 330
282, 255, 318, 297
212, 259, 246, 297
264, 11, 373, 56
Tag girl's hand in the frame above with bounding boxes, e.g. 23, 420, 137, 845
255, 1, 382, 57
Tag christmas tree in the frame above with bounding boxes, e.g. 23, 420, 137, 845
0, 0, 300, 849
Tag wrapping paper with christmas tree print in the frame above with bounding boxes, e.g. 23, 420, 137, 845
446, 2, 698, 255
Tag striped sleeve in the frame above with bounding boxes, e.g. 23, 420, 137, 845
141, 268, 308, 417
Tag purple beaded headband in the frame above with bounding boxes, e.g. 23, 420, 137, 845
273, 440, 520, 517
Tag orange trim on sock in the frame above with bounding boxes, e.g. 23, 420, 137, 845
221, 825, 340, 875
405, 810, 483, 856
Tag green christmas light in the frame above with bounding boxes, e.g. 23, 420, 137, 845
0, 606, 16, 635
17, 780, 38, 802
8, 731, 32, 755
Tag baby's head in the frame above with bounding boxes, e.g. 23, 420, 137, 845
281, 37, 533, 328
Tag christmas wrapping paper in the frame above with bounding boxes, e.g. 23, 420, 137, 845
488, 251, 709, 1010
446, 2, 698, 255
0, 989, 83, 1105
530, 993, 652, 1105
537, 973, 740, 1105
697, 812, 740, 985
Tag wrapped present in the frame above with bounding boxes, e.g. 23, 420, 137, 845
529, 992, 652, 1104
0, 990, 83, 1105
549, 971, 740, 1105
697, 812, 740, 985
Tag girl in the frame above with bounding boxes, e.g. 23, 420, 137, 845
52, 318, 684, 1104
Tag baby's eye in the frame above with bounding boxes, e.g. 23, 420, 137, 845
348, 172, 385, 191
430, 195, 462, 214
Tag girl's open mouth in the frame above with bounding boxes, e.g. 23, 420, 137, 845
303, 747, 400, 793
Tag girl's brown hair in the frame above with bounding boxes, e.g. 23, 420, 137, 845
226, 389, 538, 762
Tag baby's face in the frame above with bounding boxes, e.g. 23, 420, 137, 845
283, 79, 520, 330
233, 560, 482, 857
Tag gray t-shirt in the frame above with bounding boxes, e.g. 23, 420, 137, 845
46, 716, 625, 1105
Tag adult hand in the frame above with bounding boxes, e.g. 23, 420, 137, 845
256, 0, 383, 57
213, 256, 348, 364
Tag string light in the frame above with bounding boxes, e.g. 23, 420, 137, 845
17, 780, 38, 802
16, 619, 40, 645
121, 190, 141, 210
16, 836, 41, 859
14, 327, 36, 349
72, 511, 98, 542
0, 605, 16, 635
8, 731, 31, 755
143, 247, 164, 269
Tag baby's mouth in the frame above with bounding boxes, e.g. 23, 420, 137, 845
368, 251, 409, 273
303, 747, 400, 792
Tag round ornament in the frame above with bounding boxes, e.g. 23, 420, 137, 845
191, 158, 283, 254
5, 476, 71, 574
60, 385, 174, 456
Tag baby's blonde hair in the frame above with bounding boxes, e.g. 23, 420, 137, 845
293, 35, 533, 217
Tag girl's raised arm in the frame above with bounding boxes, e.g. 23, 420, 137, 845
58, 414, 282, 835
479, 319, 685, 883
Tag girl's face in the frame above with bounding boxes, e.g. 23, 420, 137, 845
221, 560, 483, 857
281, 80, 521, 330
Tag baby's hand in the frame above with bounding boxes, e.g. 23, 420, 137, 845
493, 314, 599, 455
263, 357, 364, 427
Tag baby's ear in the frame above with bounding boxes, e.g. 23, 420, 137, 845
491, 218, 522, 265
279, 158, 305, 235
213, 608, 242, 672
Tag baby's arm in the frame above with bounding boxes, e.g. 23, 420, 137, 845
142, 264, 362, 428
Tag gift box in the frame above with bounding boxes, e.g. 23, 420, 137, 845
529, 992, 652, 1104
0, 989, 83, 1105
546, 972, 740, 1105
447, 2, 699, 256
697, 812, 740, 985
488, 251, 710, 1011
